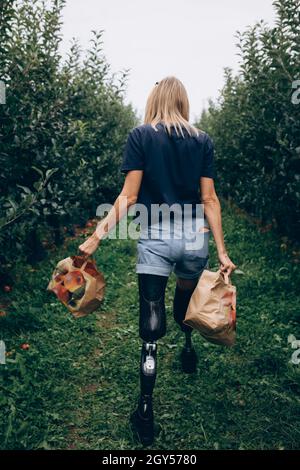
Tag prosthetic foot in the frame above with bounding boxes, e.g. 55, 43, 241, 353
130, 394, 154, 446
180, 346, 198, 373
130, 341, 157, 446
180, 332, 198, 373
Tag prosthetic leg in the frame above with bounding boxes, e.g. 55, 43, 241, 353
173, 282, 198, 373
130, 273, 168, 446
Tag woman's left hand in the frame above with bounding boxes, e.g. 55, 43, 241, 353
218, 251, 237, 276
78, 232, 100, 257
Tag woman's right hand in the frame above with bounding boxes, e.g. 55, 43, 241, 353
218, 251, 237, 276
78, 231, 100, 258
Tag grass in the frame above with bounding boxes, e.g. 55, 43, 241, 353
0, 201, 300, 450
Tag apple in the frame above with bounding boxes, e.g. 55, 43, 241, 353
64, 270, 85, 292
54, 273, 64, 283
52, 284, 70, 303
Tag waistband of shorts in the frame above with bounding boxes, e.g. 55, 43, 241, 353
139, 217, 209, 235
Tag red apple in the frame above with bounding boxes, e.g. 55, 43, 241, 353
54, 273, 64, 283
64, 270, 85, 292
52, 284, 70, 303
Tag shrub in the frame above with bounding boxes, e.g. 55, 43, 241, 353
197, 0, 300, 241
0, 0, 138, 265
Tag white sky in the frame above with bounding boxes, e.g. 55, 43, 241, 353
59, 0, 276, 123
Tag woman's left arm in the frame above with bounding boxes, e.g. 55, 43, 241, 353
78, 170, 143, 256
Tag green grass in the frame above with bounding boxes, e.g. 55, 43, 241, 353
1, 202, 300, 450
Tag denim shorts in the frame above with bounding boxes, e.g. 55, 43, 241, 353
136, 218, 210, 279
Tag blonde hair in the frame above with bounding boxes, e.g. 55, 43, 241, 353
144, 76, 202, 138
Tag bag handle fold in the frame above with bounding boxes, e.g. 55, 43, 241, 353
217, 269, 231, 285
74, 252, 95, 272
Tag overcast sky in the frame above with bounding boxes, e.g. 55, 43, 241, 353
59, 0, 276, 123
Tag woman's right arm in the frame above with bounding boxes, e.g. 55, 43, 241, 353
200, 176, 237, 275
78, 170, 143, 256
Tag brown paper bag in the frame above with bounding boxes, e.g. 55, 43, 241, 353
183, 269, 236, 346
47, 255, 106, 318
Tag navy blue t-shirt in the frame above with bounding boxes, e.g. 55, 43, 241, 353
120, 122, 215, 224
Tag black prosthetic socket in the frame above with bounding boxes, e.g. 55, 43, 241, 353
138, 274, 168, 342
173, 284, 196, 335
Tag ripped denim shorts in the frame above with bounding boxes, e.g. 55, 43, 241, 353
136, 217, 210, 279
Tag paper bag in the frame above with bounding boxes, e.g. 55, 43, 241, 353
183, 269, 236, 346
47, 255, 106, 318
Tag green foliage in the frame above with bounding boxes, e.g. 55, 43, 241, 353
0, 0, 137, 264
197, 0, 300, 241
0, 167, 58, 237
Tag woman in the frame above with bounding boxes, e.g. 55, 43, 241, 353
79, 76, 236, 447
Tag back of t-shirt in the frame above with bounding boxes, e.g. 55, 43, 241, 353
120, 122, 215, 225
